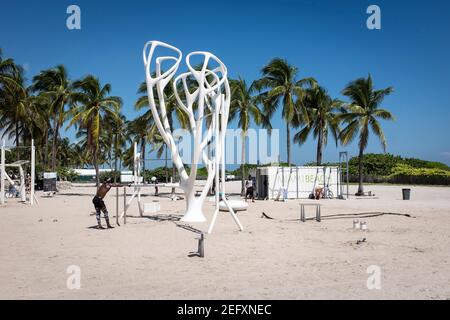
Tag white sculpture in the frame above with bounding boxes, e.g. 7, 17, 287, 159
143, 41, 243, 231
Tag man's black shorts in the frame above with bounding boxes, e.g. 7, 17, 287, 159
92, 196, 106, 209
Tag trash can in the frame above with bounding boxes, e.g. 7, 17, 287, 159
402, 188, 411, 200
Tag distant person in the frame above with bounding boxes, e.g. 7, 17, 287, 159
245, 174, 255, 202
314, 186, 323, 200
8, 183, 19, 198
151, 176, 159, 196
92, 178, 125, 229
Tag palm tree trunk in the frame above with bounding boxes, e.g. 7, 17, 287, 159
52, 116, 59, 171
316, 130, 323, 166
114, 134, 118, 183
241, 131, 246, 196
43, 128, 49, 169
108, 144, 113, 171
15, 121, 20, 161
286, 122, 291, 166
141, 139, 146, 172
357, 146, 364, 195
93, 146, 100, 189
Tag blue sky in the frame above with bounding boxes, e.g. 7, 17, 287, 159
1, 0, 450, 167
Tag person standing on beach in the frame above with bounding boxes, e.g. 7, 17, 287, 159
245, 174, 255, 202
92, 178, 125, 229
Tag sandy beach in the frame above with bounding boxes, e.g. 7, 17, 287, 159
0, 182, 449, 300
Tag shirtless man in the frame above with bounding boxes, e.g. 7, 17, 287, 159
92, 178, 124, 229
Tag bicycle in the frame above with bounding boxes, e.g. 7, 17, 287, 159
322, 185, 334, 199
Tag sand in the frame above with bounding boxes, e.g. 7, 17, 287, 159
0, 182, 449, 300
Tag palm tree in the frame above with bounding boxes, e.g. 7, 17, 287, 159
0, 69, 34, 156
32, 65, 75, 171
28, 94, 53, 168
56, 137, 74, 167
254, 58, 316, 166
127, 115, 151, 172
1, 51, 27, 150
102, 112, 125, 172
69, 75, 122, 187
292, 86, 343, 165
229, 78, 266, 195
147, 126, 169, 182
0, 48, 20, 86
109, 114, 127, 180
71, 143, 89, 168
338, 75, 395, 195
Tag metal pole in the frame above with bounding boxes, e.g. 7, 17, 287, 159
337, 153, 341, 198
116, 187, 119, 225
346, 153, 349, 198
198, 233, 205, 258
30, 140, 35, 206
207, 101, 221, 235
123, 186, 127, 224
133, 142, 137, 185
19, 165, 26, 202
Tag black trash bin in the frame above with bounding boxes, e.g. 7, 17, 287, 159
402, 188, 411, 200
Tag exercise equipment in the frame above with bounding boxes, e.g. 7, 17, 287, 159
115, 186, 127, 226
300, 203, 321, 222
118, 142, 185, 222
1, 139, 36, 206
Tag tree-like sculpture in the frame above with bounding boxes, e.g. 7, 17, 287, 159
143, 41, 242, 226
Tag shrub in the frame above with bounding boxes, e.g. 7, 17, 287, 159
387, 164, 450, 185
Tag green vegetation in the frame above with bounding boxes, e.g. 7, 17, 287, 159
305, 153, 450, 185
387, 164, 450, 185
